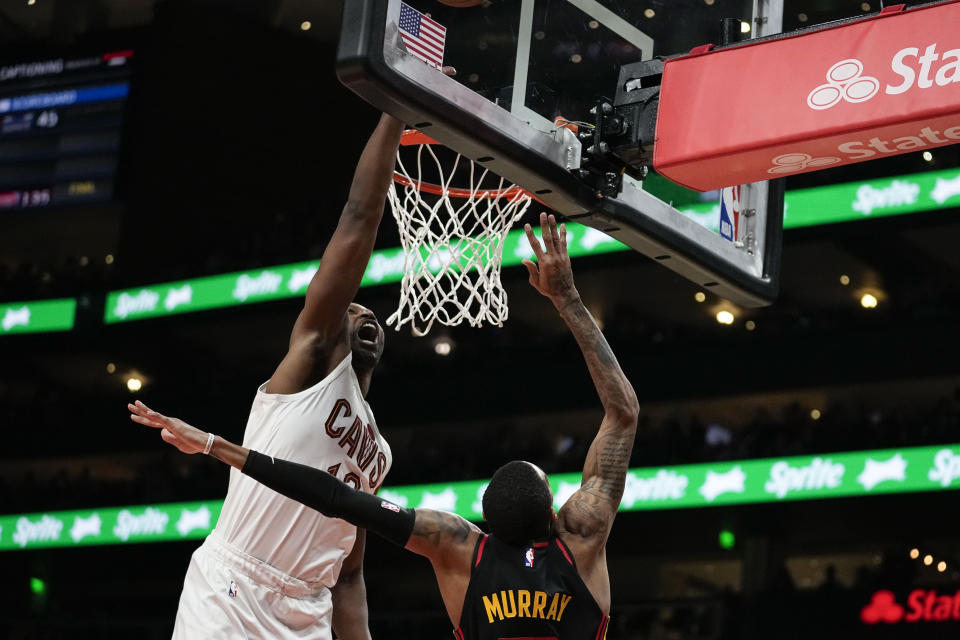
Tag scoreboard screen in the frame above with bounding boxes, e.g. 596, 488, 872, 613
0, 49, 133, 211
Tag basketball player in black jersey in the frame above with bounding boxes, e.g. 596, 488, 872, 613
131, 212, 639, 639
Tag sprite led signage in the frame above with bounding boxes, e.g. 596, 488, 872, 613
3, 167, 960, 331
4, 444, 959, 552
0, 501, 220, 551
102, 167, 960, 324
102, 225, 624, 324
0, 298, 75, 335
676, 167, 960, 232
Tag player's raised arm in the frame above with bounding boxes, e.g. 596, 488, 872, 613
296, 114, 402, 340
522, 213, 639, 542
267, 114, 404, 392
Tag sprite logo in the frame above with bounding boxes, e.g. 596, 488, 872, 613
114, 290, 159, 319
1, 306, 30, 331
113, 508, 169, 541
764, 458, 845, 498
13, 515, 63, 548
852, 180, 921, 215
232, 271, 282, 301
928, 449, 960, 487
164, 285, 193, 311
70, 514, 102, 542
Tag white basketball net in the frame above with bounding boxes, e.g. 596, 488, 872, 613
386, 142, 532, 336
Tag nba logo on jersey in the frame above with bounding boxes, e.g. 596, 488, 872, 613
228, 580, 239, 598
719, 186, 741, 242
524, 547, 535, 568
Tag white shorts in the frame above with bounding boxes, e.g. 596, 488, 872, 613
172, 532, 333, 640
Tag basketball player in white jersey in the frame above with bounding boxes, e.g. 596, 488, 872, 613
168, 113, 403, 639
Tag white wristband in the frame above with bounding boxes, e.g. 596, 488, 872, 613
203, 432, 215, 455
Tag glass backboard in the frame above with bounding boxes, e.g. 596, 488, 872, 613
337, 0, 786, 306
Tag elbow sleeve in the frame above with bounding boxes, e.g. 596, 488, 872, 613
242, 450, 415, 547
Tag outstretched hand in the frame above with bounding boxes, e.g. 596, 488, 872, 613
523, 213, 578, 305
129, 400, 208, 455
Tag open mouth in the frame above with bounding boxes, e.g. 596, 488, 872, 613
357, 320, 379, 346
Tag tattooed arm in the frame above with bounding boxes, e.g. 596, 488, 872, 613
406, 509, 482, 625
522, 213, 640, 542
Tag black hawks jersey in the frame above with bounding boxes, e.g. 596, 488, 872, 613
454, 534, 610, 640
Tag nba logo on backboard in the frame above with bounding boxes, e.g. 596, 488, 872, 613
719, 186, 741, 242
524, 547, 535, 568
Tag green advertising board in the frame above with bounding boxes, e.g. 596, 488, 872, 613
0, 298, 76, 335
102, 225, 625, 324
677, 167, 960, 232
102, 167, 960, 324
4, 444, 959, 551
0, 501, 220, 551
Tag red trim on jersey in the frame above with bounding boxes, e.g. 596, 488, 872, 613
555, 538, 574, 565
453, 628, 465, 640
594, 614, 609, 640
533, 541, 549, 548
475, 534, 489, 567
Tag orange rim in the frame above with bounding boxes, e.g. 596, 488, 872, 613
396, 129, 544, 203
400, 129, 441, 146
392, 172, 531, 200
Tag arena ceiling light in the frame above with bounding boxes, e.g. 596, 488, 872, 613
716, 310, 735, 325
433, 338, 453, 356
860, 293, 879, 309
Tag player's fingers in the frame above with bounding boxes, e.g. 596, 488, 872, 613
441, 65, 457, 76
524, 224, 544, 259
559, 223, 568, 255
540, 212, 555, 253
136, 400, 172, 425
548, 215, 560, 249
160, 429, 179, 445
130, 413, 162, 429
134, 399, 156, 416
521, 259, 538, 282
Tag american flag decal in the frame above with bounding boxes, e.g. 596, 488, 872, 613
398, 2, 446, 69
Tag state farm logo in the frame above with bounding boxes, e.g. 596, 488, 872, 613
861, 588, 960, 624
808, 59, 881, 110
861, 590, 904, 624
808, 44, 960, 112
768, 152, 840, 174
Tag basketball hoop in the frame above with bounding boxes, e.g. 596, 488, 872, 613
386, 129, 533, 336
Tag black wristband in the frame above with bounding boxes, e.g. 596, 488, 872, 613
242, 450, 415, 547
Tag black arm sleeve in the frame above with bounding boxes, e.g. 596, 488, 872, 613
241, 450, 415, 547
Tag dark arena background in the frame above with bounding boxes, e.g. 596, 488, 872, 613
3, 1, 960, 638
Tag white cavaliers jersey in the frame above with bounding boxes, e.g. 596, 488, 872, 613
214, 353, 392, 588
